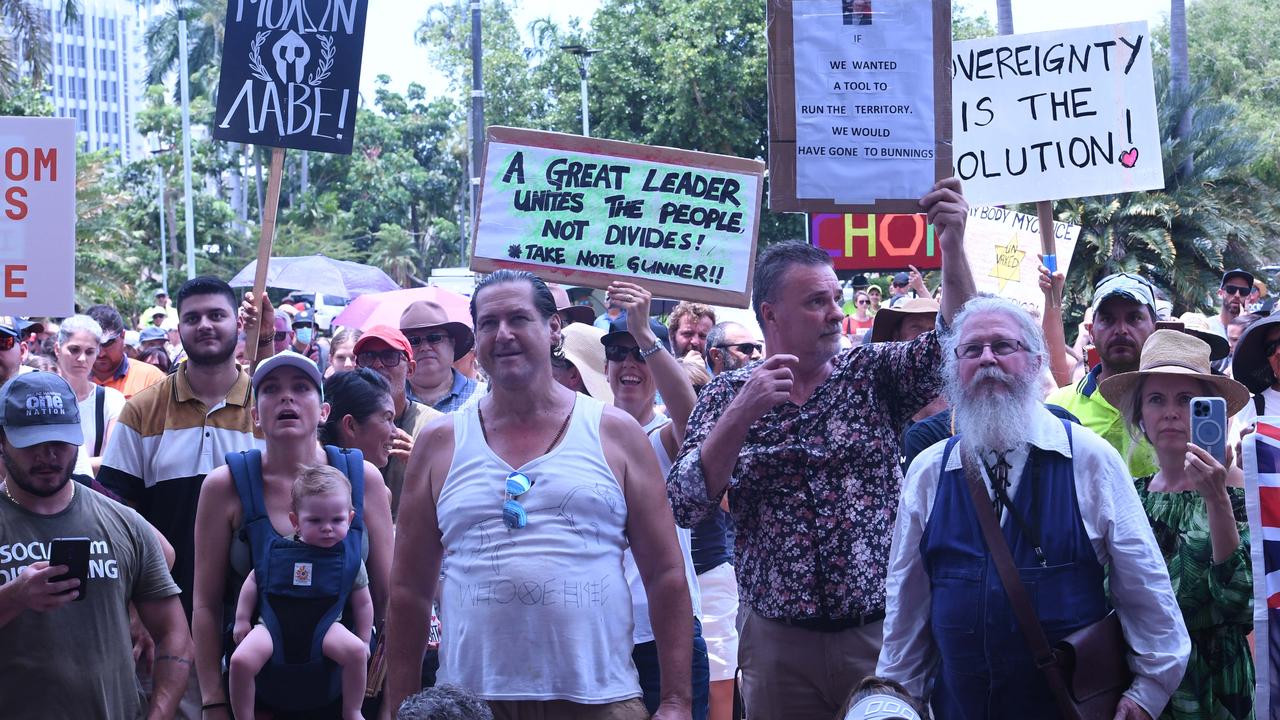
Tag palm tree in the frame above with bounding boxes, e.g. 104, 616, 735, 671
144, 0, 225, 100
367, 224, 422, 288
0, 0, 78, 95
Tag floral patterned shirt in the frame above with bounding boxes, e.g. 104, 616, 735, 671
668, 330, 944, 620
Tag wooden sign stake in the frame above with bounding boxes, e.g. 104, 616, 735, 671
245, 146, 286, 366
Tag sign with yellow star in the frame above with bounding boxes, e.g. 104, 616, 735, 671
963, 205, 1080, 314
989, 235, 1026, 292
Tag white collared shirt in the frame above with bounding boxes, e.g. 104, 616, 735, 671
876, 405, 1190, 718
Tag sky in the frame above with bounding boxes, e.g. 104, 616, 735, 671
359, 0, 1181, 107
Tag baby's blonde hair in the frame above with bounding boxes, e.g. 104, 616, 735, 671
291, 465, 353, 513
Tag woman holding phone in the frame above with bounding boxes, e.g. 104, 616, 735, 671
1099, 329, 1254, 719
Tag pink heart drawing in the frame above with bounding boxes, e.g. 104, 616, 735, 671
1120, 148, 1139, 168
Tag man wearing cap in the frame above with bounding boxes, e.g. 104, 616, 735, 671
290, 308, 328, 374
353, 325, 440, 518
668, 179, 976, 720
878, 296, 1188, 720
401, 300, 487, 413
87, 304, 166, 400
0, 316, 40, 383
140, 326, 169, 353
0, 373, 192, 720
143, 289, 179, 328
1207, 269, 1254, 339
1045, 272, 1160, 478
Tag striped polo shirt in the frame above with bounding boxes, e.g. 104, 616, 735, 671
98, 362, 264, 616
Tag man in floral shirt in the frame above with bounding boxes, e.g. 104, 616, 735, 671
667, 178, 976, 720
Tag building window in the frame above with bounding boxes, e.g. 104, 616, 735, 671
77, 46, 86, 68
56, 76, 63, 97
78, 77, 86, 100
56, 43, 62, 65
76, 109, 87, 132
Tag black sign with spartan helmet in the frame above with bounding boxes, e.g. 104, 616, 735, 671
212, 0, 369, 155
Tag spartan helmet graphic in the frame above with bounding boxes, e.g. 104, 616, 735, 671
272, 30, 311, 84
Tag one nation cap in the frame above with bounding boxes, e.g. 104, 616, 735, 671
0, 373, 84, 447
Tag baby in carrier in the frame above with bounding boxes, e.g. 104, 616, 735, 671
229, 465, 372, 720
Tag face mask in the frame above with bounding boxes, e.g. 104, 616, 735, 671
295, 328, 313, 345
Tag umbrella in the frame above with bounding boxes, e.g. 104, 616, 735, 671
228, 255, 401, 298
331, 286, 473, 331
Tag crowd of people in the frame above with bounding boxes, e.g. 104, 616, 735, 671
0, 176, 1272, 720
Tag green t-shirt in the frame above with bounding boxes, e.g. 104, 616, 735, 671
0, 484, 179, 720
1046, 368, 1158, 479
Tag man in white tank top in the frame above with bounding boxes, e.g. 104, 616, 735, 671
385, 270, 693, 720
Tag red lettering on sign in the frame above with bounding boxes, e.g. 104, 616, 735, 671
810, 213, 941, 271
4, 187, 27, 221
4, 265, 26, 298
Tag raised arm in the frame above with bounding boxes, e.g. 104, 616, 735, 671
609, 281, 698, 443
1038, 257, 1074, 388
923, 178, 976, 325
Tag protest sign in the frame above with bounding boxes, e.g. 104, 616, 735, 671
212, 0, 368, 155
952, 21, 1164, 206
810, 212, 942, 272
471, 128, 764, 308
0, 117, 74, 317
1244, 423, 1280, 720
767, 0, 951, 214
963, 205, 1080, 314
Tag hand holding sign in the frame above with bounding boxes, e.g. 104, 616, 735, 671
920, 178, 968, 253
608, 281, 659, 347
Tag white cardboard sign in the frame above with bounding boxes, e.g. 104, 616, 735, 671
952, 21, 1164, 206
965, 205, 1081, 315
0, 117, 75, 316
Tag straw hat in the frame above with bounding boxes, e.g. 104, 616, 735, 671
869, 297, 939, 343
1098, 329, 1250, 415
559, 323, 613, 404
1175, 312, 1230, 361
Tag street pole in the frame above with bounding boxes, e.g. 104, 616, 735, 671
178, 18, 197, 279
469, 0, 484, 258
560, 45, 599, 138
155, 165, 169, 294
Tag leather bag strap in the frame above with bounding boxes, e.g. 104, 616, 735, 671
959, 450, 1082, 720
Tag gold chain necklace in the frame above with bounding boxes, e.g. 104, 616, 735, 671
2, 476, 74, 508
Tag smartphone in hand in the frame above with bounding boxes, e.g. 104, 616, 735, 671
49, 537, 91, 602
1190, 397, 1228, 465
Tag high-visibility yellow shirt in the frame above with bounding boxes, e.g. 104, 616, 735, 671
1046, 366, 1157, 478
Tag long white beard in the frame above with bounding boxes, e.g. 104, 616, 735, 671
948, 365, 1041, 458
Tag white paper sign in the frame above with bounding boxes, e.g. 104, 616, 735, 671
0, 117, 75, 316
791, 0, 937, 204
953, 21, 1164, 206
965, 205, 1081, 315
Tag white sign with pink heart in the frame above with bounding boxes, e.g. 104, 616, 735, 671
951, 21, 1164, 206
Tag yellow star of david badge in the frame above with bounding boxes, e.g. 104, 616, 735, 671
988, 235, 1025, 292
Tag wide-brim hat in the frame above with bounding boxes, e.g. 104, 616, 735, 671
1098, 329, 1250, 415
1175, 312, 1230, 362
1232, 311, 1280, 394
549, 284, 596, 326
399, 300, 474, 361
560, 323, 613, 404
869, 297, 939, 343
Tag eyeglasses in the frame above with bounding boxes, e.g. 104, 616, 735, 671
856, 299, 869, 305
954, 338, 1027, 360
502, 471, 534, 529
715, 342, 762, 356
406, 332, 450, 348
892, 282, 908, 288
0, 335, 14, 351
273, 331, 289, 342
356, 349, 405, 368
1222, 285, 1252, 296
604, 344, 645, 363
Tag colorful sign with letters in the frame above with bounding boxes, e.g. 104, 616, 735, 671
0, 117, 75, 317
213, 0, 368, 154
471, 127, 764, 308
1244, 422, 1280, 720
952, 21, 1164, 206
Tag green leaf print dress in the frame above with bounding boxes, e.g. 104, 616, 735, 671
1135, 477, 1255, 720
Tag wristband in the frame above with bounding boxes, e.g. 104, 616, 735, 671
201, 701, 229, 710
639, 341, 665, 359
256, 334, 274, 346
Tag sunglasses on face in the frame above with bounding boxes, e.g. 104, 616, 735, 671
356, 349, 405, 368
604, 344, 645, 363
856, 299, 869, 305
1222, 285, 1252, 296
503, 471, 535, 529
274, 331, 289, 342
715, 342, 762, 355
407, 332, 450, 348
